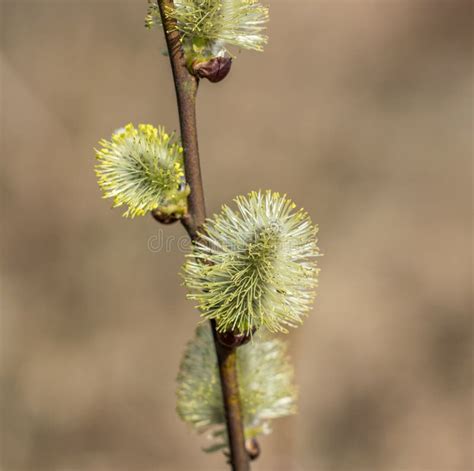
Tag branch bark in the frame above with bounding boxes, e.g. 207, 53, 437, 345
156, 2, 250, 470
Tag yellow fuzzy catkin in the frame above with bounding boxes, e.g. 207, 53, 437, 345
95, 123, 189, 218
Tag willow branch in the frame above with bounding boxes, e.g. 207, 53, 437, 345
156, 1, 250, 470
155, 1, 203, 238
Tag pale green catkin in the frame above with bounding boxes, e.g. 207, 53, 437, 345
176, 324, 297, 452
183, 191, 320, 334
146, 0, 269, 54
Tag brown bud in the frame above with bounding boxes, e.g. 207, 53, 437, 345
192, 56, 232, 83
151, 209, 180, 224
216, 329, 254, 348
245, 438, 261, 461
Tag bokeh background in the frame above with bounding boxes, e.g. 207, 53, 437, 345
1, 1, 472, 470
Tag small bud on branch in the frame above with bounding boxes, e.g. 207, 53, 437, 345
192, 56, 233, 83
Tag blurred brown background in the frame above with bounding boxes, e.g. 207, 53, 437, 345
0, 1, 472, 470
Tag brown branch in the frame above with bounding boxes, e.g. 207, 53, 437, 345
155, 2, 250, 470
212, 322, 251, 471
155, 1, 204, 238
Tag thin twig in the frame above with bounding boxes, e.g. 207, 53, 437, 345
156, 2, 250, 470
211, 320, 250, 471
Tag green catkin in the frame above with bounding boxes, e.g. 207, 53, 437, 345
183, 191, 320, 334
176, 324, 297, 452
146, 0, 269, 54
